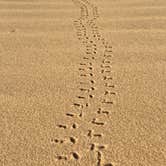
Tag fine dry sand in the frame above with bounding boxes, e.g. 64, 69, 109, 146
0, 0, 166, 166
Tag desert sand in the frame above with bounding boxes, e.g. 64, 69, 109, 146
0, 0, 166, 166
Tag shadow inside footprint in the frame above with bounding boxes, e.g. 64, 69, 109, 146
72, 152, 80, 160
104, 163, 113, 166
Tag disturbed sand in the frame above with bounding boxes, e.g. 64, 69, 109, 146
0, 0, 166, 166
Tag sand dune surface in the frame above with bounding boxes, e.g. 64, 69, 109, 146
0, 0, 166, 165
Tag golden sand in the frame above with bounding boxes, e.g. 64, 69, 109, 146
0, 0, 165, 165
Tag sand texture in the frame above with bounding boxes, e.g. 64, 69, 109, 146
0, 0, 166, 166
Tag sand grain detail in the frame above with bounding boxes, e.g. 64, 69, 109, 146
0, 0, 165, 166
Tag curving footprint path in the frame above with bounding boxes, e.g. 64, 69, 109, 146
52, 0, 116, 165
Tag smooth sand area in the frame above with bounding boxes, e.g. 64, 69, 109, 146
0, 0, 165, 165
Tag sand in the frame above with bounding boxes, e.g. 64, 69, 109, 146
0, 0, 166, 166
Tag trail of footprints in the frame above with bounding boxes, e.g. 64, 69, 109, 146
51, 0, 116, 165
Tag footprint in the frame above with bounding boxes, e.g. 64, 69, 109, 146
56, 155, 67, 160
79, 68, 85, 71
105, 83, 115, 88
101, 65, 111, 69
97, 151, 102, 166
86, 48, 92, 51
66, 113, 75, 117
97, 109, 109, 115
83, 57, 89, 60
89, 94, 94, 98
105, 70, 112, 73
104, 164, 113, 166
79, 63, 86, 66
73, 103, 83, 108
79, 110, 83, 117
98, 145, 106, 150
104, 55, 112, 58
57, 124, 67, 129
87, 130, 92, 137
85, 103, 89, 107
86, 52, 92, 55
70, 137, 77, 144
90, 80, 95, 84
51, 139, 65, 144
102, 99, 113, 105
71, 152, 80, 160
77, 96, 86, 99
72, 123, 77, 129
104, 91, 116, 96
103, 60, 111, 64
93, 134, 102, 138
90, 143, 95, 151
80, 74, 87, 77
10, 29, 16, 33
102, 111, 109, 115
103, 76, 112, 80
79, 88, 90, 92
92, 118, 105, 126
105, 50, 112, 53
